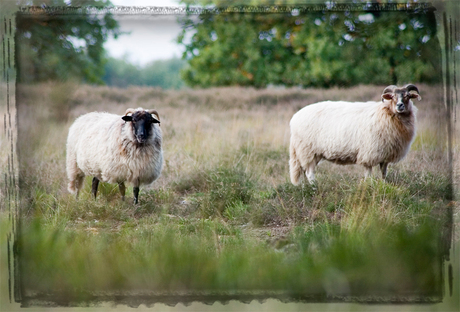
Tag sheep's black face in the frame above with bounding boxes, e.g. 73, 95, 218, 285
122, 111, 160, 144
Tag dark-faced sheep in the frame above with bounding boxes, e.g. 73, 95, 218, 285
66, 107, 163, 204
289, 84, 421, 185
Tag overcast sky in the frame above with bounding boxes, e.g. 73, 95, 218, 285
104, 0, 185, 66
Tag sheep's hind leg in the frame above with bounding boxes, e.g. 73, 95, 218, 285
364, 165, 372, 178
305, 161, 317, 186
118, 182, 126, 201
379, 162, 388, 179
74, 174, 85, 200
91, 177, 99, 199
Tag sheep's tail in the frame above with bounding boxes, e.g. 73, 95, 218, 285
289, 141, 302, 185
66, 141, 80, 195
66, 155, 78, 194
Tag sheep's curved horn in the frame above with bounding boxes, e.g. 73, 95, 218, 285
146, 109, 160, 122
404, 84, 419, 94
382, 85, 397, 94
381, 85, 397, 101
404, 84, 422, 101
125, 108, 136, 116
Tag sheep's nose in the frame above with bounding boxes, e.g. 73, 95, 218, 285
136, 132, 147, 143
397, 103, 405, 111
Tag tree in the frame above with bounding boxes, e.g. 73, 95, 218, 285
103, 55, 143, 87
103, 56, 186, 89
177, 0, 442, 88
16, 0, 120, 84
141, 57, 186, 89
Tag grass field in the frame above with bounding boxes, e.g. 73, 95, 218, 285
2, 82, 457, 306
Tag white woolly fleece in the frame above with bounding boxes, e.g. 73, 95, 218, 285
66, 110, 163, 195
289, 99, 417, 185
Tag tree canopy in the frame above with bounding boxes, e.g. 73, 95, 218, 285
177, 1, 442, 88
16, 0, 120, 84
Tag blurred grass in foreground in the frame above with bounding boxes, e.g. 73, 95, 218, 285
18, 202, 444, 298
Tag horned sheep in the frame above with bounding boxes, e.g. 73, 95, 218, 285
66, 107, 163, 204
289, 84, 421, 185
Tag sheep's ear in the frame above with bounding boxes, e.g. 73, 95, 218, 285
152, 117, 160, 124
409, 92, 422, 101
122, 115, 132, 122
381, 93, 393, 101
405, 84, 421, 101
146, 109, 160, 123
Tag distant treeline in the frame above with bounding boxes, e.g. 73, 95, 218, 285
103, 57, 186, 89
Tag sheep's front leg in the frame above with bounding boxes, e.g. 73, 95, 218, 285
379, 162, 388, 179
118, 182, 126, 201
133, 179, 140, 204
133, 186, 140, 205
91, 177, 99, 199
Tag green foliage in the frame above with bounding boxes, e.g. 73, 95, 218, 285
103, 56, 186, 89
178, 1, 441, 88
15, 0, 120, 84
291, 218, 443, 295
